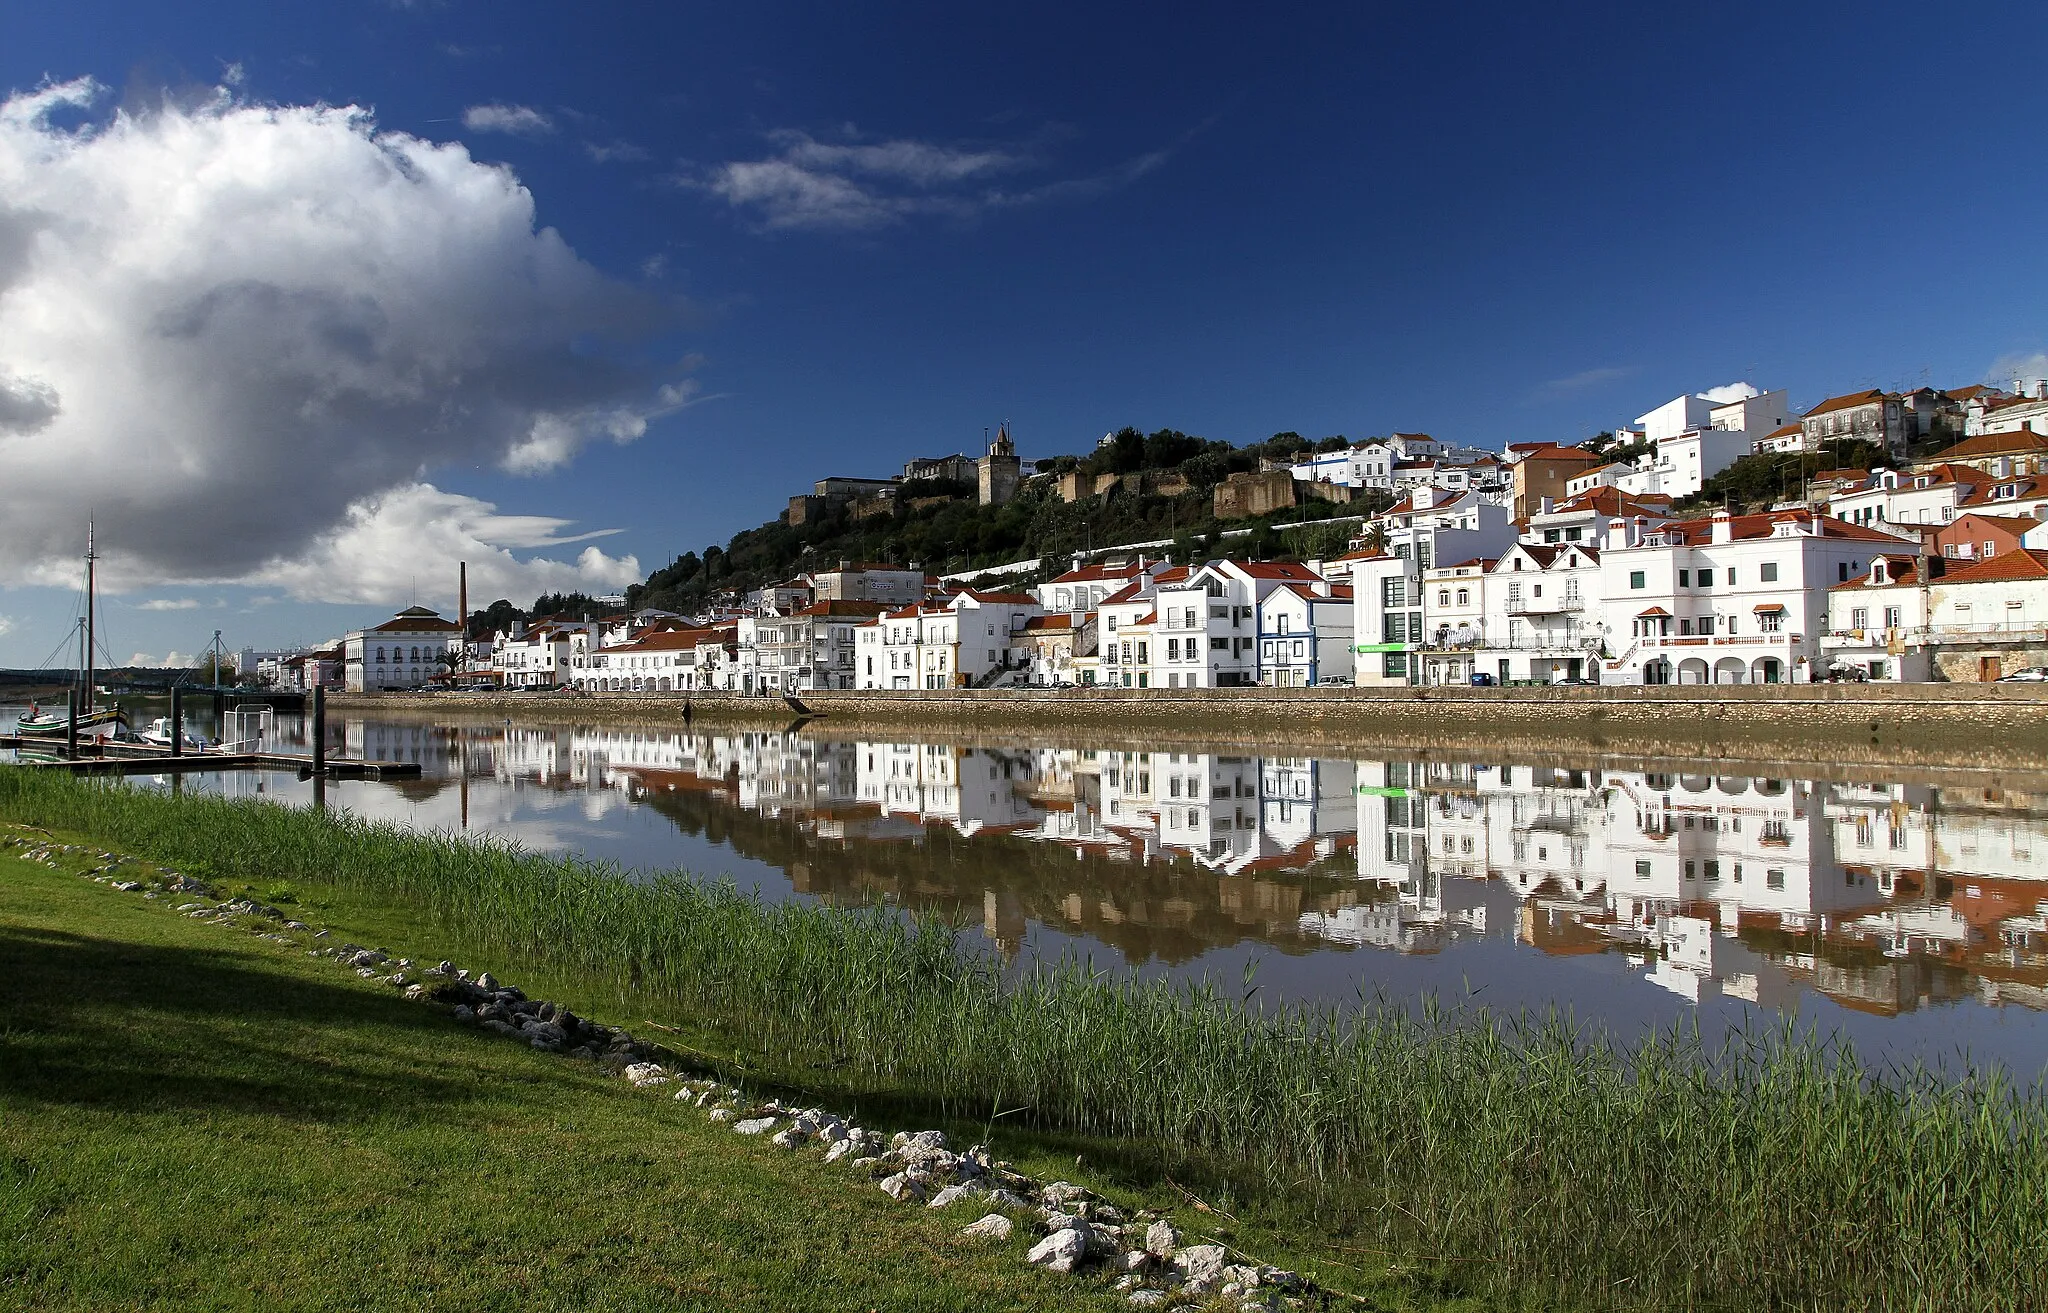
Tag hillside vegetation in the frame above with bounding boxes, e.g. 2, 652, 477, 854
623, 428, 1385, 615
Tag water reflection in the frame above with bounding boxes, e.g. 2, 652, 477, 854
11, 701, 2048, 1066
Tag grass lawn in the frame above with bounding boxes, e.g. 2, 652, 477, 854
0, 845, 1164, 1313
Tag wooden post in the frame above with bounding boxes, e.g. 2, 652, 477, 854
65, 690, 78, 759
169, 688, 183, 758
312, 685, 327, 776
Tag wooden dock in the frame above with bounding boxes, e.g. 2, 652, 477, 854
0, 737, 420, 779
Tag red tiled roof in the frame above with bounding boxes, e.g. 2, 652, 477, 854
1232, 560, 1323, 581
1927, 429, 2048, 462
1762, 423, 1804, 439
1805, 389, 1888, 418
368, 607, 460, 633
1638, 511, 1905, 546
1512, 443, 1603, 463
1046, 562, 1144, 584
792, 600, 892, 618
1636, 606, 1671, 618
1930, 547, 2048, 585
955, 590, 1040, 606
1020, 615, 1075, 631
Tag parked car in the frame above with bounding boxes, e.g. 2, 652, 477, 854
1997, 666, 2048, 682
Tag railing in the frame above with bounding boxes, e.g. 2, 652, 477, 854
1823, 622, 2048, 643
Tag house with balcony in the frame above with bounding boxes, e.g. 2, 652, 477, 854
1820, 551, 1940, 682
756, 600, 891, 692
1413, 557, 1492, 686
1348, 487, 1519, 685
1034, 559, 1168, 613
1256, 582, 1355, 686
1471, 542, 1606, 684
1600, 509, 1900, 685
1148, 560, 1325, 688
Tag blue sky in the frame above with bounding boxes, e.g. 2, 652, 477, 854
3, 1, 2047, 665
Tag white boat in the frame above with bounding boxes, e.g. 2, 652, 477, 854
138, 717, 208, 751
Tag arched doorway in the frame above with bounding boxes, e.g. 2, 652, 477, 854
1714, 656, 1747, 684
1678, 657, 1709, 685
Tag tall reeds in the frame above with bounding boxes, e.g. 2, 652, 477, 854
3, 767, 2042, 1310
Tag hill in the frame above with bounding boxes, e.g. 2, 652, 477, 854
621, 428, 1387, 616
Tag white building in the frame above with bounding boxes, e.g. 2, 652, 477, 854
1470, 541, 1606, 685
342, 607, 463, 691
1600, 509, 1901, 685
1255, 581, 1355, 686
1613, 386, 1793, 500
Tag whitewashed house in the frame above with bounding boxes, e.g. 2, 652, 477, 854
1256, 581, 1355, 686
1470, 541, 1606, 685
1599, 510, 1899, 685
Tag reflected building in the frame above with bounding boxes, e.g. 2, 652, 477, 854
443, 717, 2048, 1019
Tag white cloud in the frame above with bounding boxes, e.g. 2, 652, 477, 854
461, 103, 553, 136
0, 613, 13, 638
0, 77, 688, 593
1532, 366, 1634, 401
134, 598, 201, 611
123, 650, 188, 667
697, 126, 1175, 232
1699, 381, 1762, 404
584, 139, 649, 164
249, 482, 641, 606
1988, 351, 2048, 388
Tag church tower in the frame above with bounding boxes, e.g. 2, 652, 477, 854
977, 422, 1021, 506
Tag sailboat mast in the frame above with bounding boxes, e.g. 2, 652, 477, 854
83, 522, 97, 714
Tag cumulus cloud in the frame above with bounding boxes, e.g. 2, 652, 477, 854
134, 598, 201, 611
1699, 381, 1762, 404
697, 125, 1176, 232
461, 102, 552, 136
0, 76, 689, 595
249, 483, 640, 606
0, 613, 13, 638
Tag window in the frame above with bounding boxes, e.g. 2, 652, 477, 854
1839, 562, 1850, 581
1456, 588, 1469, 605
1439, 590, 1451, 606
1850, 607, 1868, 630
1883, 606, 1901, 628
1635, 860, 1652, 878
1760, 610, 1783, 633
1168, 639, 1180, 660
1761, 562, 1779, 583
1698, 568, 1714, 587
1382, 651, 1407, 677
1630, 571, 1646, 590
1678, 569, 1690, 587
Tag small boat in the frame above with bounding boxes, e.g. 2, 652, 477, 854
138, 717, 208, 750
16, 704, 124, 741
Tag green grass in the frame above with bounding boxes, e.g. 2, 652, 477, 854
3, 768, 2047, 1311
0, 847, 1159, 1313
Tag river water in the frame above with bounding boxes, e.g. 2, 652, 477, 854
7, 701, 2048, 1073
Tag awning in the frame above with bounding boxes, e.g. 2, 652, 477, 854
1753, 603, 1786, 613
1635, 606, 1671, 618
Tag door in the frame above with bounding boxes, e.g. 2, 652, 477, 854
1982, 656, 2002, 682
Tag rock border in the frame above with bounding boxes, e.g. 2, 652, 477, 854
1, 826, 1324, 1311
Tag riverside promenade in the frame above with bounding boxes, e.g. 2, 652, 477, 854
331, 683, 2048, 773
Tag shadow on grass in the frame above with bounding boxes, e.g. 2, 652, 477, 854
0, 922, 492, 1121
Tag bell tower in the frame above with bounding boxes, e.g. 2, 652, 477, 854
977, 422, 1021, 506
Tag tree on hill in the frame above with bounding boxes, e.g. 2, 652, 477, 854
1675, 440, 1888, 515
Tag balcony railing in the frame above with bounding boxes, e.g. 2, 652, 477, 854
1822, 622, 2048, 646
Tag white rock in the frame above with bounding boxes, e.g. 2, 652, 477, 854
622, 1062, 667, 1086
1128, 1292, 1169, 1309
1041, 1181, 1090, 1207
822, 1139, 860, 1165
1121, 1250, 1152, 1273
926, 1183, 985, 1210
986, 1189, 1034, 1211
879, 1171, 927, 1202
733, 1117, 778, 1136
1174, 1244, 1229, 1290
770, 1128, 806, 1149
1027, 1227, 1089, 1274
1144, 1220, 1180, 1259
960, 1214, 1013, 1241
707, 1108, 736, 1123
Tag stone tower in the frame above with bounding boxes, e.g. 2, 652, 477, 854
978, 422, 1022, 506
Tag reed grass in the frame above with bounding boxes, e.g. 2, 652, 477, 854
4, 767, 2043, 1311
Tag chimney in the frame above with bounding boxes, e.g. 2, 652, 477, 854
1710, 508, 1734, 545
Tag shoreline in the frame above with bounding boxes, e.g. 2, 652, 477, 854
328, 684, 2048, 772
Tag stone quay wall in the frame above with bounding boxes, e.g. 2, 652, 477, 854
329, 684, 2048, 773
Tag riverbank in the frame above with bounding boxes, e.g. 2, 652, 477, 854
2, 767, 2040, 1311
334, 683, 2048, 771
0, 835, 1181, 1312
